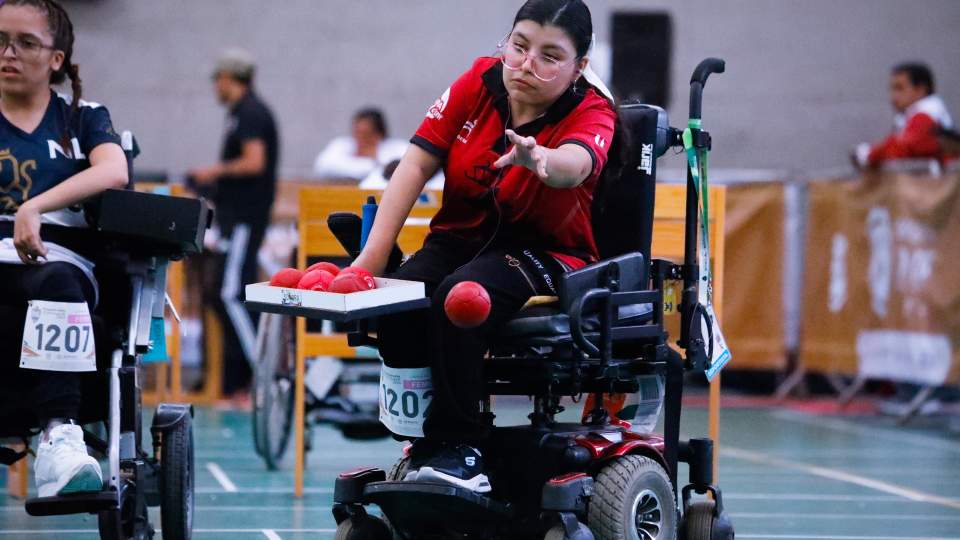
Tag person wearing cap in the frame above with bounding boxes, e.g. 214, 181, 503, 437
189, 48, 279, 400
351, 0, 619, 493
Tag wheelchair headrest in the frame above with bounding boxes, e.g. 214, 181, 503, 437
620, 103, 671, 159
591, 104, 666, 262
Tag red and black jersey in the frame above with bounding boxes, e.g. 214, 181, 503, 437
412, 57, 616, 268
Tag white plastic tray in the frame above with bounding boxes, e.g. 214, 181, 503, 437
245, 278, 428, 321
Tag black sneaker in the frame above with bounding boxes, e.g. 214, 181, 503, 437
413, 444, 492, 493
402, 439, 439, 482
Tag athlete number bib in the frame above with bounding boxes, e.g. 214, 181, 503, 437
20, 300, 97, 372
379, 365, 433, 437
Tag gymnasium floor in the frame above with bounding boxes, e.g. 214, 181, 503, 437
2, 397, 959, 539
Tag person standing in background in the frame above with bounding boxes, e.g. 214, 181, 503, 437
855, 62, 954, 169
189, 48, 279, 401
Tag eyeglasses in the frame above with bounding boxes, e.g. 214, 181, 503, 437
498, 33, 577, 83
0, 32, 55, 59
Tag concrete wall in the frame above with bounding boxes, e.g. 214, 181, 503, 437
64, 0, 960, 178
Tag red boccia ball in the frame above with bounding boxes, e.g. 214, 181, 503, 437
297, 269, 336, 292
338, 266, 377, 290
306, 261, 341, 276
269, 268, 304, 288
328, 272, 372, 294
444, 281, 491, 328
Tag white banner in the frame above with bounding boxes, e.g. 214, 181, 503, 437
857, 330, 951, 386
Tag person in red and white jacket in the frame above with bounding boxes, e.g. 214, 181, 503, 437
855, 63, 955, 168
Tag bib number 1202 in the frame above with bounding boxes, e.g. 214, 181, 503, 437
381, 385, 433, 420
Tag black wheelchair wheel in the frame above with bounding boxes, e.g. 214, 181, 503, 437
252, 313, 295, 470
680, 501, 714, 540
589, 455, 677, 540
387, 455, 411, 481
160, 413, 194, 540
334, 515, 392, 540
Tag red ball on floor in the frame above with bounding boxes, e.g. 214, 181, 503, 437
444, 281, 491, 328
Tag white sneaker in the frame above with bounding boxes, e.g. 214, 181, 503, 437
35, 424, 103, 498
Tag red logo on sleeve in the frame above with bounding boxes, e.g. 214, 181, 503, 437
427, 87, 451, 120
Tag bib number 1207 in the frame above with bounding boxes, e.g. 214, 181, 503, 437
20, 300, 97, 372
33, 323, 92, 355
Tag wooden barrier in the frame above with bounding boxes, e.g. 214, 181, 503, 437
722, 183, 788, 372
288, 184, 726, 495
781, 172, 960, 415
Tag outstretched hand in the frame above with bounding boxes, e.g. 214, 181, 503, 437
493, 129, 548, 179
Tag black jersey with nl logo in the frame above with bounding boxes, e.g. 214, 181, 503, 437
0, 90, 120, 225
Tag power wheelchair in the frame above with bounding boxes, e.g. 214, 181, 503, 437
0, 136, 211, 539
249, 59, 734, 540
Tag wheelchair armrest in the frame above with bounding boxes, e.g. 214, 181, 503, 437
558, 252, 647, 313
87, 189, 212, 258
568, 287, 610, 356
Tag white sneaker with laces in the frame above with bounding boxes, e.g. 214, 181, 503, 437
34, 424, 103, 498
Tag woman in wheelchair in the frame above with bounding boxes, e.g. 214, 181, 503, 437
0, 0, 128, 498
352, 0, 619, 493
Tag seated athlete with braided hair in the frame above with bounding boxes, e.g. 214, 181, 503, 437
0, 0, 128, 497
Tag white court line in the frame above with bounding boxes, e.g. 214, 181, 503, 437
724, 446, 960, 511
771, 410, 960, 454
1, 505, 333, 511
205, 462, 238, 493
262, 530, 283, 540
732, 512, 960, 521
737, 536, 960, 540
196, 530, 337, 534
724, 493, 898, 502
719, 469, 960, 478
195, 486, 332, 494
0, 532, 94, 535
0, 530, 337, 536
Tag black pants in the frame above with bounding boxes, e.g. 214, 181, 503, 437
0, 262, 96, 424
378, 234, 567, 443
206, 211, 269, 396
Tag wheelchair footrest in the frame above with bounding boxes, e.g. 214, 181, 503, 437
25, 490, 117, 516
364, 481, 512, 533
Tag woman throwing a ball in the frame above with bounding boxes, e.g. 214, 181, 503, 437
353, 0, 618, 492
